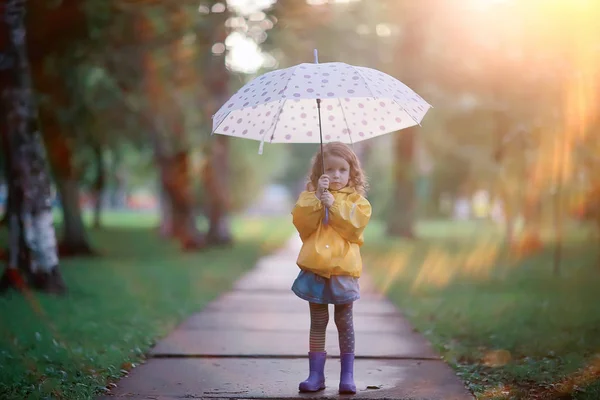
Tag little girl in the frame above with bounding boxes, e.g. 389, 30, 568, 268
291, 141, 372, 394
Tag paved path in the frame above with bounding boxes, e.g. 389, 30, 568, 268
101, 236, 473, 399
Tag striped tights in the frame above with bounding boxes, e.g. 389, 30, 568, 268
308, 302, 355, 354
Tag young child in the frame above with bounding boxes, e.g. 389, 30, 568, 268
291, 141, 372, 394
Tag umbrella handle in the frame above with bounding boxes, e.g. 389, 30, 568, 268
314, 49, 326, 224
323, 187, 329, 225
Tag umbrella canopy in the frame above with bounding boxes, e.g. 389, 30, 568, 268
211, 61, 431, 152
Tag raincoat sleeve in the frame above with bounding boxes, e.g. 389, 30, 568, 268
329, 193, 372, 245
292, 191, 323, 241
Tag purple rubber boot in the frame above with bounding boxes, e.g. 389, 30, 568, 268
339, 353, 356, 394
299, 351, 327, 392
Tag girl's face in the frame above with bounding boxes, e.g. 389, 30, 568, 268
324, 155, 350, 191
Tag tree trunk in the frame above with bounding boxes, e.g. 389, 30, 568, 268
40, 118, 94, 256
494, 180, 516, 245
518, 131, 543, 253
92, 143, 104, 229
386, 3, 427, 238
203, 135, 233, 245
202, 9, 232, 246
0, 133, 10, 227
158, 183, 173, 237
387, 129, 417, 237
0, 0, 66, 294
519, 190, 543, 252
157, 150, 206, 250
55, 176, 94, 255
27, 0, 94, 256
0, 192, 9, 227
111, 150, 127, 209
135, 11, 206, 251
493, 112, 518, 245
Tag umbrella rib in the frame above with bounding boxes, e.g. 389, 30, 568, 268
265, 66, 297, 144
351, 66, 422, 127
211, 111, 230, 135
350, 65, 377, 100
268, 98, 288, 144
389, 97, 423, 127
337, 97, 354, 146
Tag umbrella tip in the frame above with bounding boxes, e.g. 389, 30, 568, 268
314, 49, 319, 64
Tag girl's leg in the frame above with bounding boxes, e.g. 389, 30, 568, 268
334, 302, 356, 394
309, 302, 329, 351
299, 302, 329, 392
334, 302, 355, 353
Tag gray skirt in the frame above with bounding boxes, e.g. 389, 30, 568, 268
291, 270, 360, 305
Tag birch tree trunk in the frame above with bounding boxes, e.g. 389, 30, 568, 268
41, 124, 94, 255
0, 0, 66, 294
28, 0, 93, 255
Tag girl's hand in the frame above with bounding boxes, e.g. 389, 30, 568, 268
320, 191, 334, 208
316, 174, 329, 197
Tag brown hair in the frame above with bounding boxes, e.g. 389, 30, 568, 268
306, 142, 368, 196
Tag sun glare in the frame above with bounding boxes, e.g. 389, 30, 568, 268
439, 0, 600, 195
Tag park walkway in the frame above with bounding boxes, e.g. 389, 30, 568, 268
101, 235, 473, 399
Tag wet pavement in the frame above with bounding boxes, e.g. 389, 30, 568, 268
100, 236, 473, 400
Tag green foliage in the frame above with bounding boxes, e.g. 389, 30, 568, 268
275, 143, 321, 192
0, 212, 293, 400
361, 136, 394, 219
266, 0, 390, 68
192, 138, 290, 212
228, 139, 288, 211
27, 0, 600, 223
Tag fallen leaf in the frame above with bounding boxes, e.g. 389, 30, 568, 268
483, 349, 512, 367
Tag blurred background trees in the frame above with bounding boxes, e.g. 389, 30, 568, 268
2, 0, 600, 292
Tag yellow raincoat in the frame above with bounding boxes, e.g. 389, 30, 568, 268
291, 187, 372, 279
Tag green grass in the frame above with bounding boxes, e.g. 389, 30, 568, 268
0, 212, 293, 400
362, 219, 600, 400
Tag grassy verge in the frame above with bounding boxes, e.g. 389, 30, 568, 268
0, 213, 293, 400
362, 220, 600, 400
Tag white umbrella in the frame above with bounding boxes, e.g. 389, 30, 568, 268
211, 50, 431, 155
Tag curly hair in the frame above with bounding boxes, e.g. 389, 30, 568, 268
306, 142, 369, 196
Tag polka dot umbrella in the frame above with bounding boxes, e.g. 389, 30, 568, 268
211, 50, 432, 157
